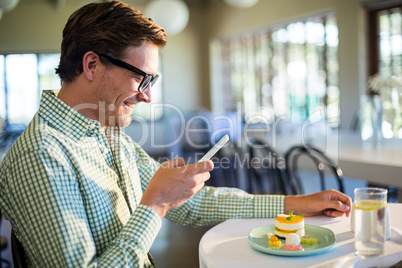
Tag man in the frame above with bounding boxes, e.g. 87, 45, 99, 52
0, 1, 351, 267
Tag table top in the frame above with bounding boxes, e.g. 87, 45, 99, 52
199, 203, 402, 268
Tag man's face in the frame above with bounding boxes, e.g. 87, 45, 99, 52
96, 42, 159, 128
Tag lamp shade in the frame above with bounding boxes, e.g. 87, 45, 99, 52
223, 0, 259, 8
144, 0, 189, 36
0, 0, 19, 12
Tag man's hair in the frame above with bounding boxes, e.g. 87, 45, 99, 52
55, 1, 167, 83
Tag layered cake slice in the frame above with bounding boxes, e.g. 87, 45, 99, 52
274, 210, 305, 239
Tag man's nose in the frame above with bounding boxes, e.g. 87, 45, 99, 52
138, 89, 152, 103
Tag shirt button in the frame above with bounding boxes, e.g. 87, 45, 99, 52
89, 123, 96, 129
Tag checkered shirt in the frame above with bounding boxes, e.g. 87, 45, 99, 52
0, 90, 284, 267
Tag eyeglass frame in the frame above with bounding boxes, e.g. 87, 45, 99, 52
96, 52, 159, 93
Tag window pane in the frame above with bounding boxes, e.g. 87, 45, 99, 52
377, 8, 402, 138
39, 54, 61, 95
6, 54, 39, 124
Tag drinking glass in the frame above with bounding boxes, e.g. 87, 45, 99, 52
353, 187, 388, 256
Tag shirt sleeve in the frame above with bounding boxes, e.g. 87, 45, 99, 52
166, 186, 285, 227
0, 147, 160, 268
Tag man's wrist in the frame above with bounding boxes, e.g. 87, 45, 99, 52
140, 202, 168, 219
284, 195, 298, 214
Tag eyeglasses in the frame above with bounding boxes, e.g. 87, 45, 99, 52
97, 53, 159, 93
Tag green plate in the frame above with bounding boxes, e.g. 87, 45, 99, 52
248, 224, 336, 256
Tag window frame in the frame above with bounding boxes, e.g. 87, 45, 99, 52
366, 0, 402, 78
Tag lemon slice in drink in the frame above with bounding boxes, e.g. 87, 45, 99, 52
355, 200, 386, 210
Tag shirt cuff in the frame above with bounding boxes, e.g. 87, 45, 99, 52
253, 195, 285, 218
118, 204, 162, 252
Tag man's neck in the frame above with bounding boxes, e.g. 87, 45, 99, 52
57, 80, 103, 126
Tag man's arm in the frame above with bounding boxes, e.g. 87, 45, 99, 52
1, 148, 160, 267
132, 144, 279, 225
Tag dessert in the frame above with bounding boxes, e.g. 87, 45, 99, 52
283, 233, 303, 250
275, 210, 305, 239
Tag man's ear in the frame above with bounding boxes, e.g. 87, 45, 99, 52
82, 51, 100, 81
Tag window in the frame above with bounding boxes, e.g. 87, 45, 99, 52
366, 2, 402, 138
0, 53, 60, 125
217, 13, 339, 126
367, 2, 401, 78
0, 53, 163, 125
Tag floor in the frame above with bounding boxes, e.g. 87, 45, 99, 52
151, 219, 211, 268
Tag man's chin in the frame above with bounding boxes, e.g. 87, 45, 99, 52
117, 117, 132, 128
105, 116, 132, 128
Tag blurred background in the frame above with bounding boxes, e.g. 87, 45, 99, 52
0, 0, 401, 267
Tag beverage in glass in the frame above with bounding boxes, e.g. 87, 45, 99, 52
353, 187, 387, 256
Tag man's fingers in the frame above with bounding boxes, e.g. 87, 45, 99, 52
334, 192, 352, 210
323, 209, 344, 217
190, 160, 214, 173
330, 191, 352, 216
161, 158, 186, 168
324, 200, 350, 217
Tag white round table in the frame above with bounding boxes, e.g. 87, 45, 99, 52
199, 203, 402, 268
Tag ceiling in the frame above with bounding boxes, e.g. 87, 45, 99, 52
20, 0, 214, 7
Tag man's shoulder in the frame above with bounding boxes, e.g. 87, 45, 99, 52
5, 114, 68, 160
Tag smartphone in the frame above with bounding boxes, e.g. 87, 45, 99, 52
198, 134, 230, 162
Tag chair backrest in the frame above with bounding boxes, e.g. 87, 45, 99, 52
246, 138, 290, 195
285, 145, 344, 195
0, 209, 11, 268
11, 230, 28, 268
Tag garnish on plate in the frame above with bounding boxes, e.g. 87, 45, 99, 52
301, 236, 319, 245
268, 235, 282, 246
283, 233, 303, 250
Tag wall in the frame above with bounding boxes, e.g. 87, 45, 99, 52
0, 1, 77, 53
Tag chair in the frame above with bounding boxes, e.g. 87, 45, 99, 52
0, 210, 10, 268
0, 122, 26, 152
284, 145, 344, 195
246, 138, 290, 195
11, 230, 27, 268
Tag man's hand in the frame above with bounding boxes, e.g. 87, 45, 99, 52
140, 158, 214, 218
284, 189, 352, 217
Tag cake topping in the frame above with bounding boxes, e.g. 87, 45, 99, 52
276, 211, 304, 224
286, 210, 304, 221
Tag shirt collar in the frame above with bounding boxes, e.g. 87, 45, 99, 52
38, 90, 102, 141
